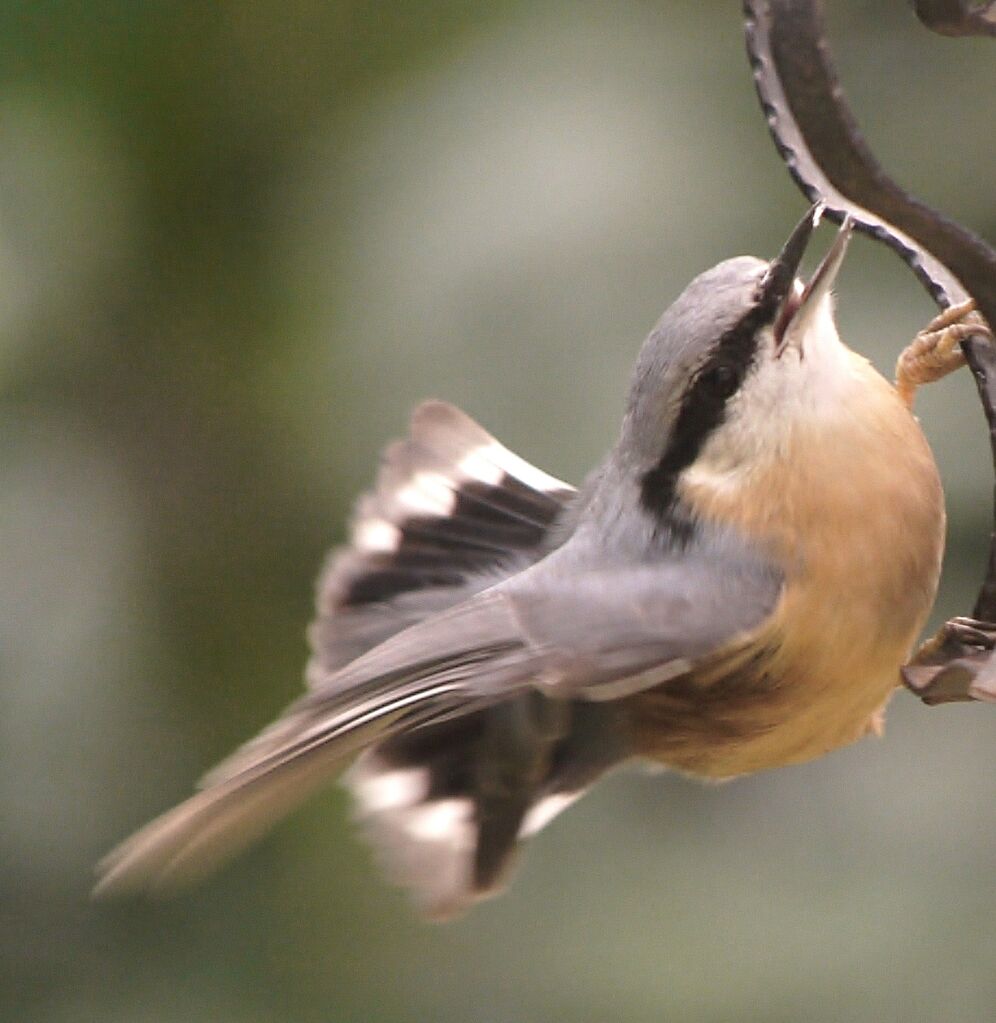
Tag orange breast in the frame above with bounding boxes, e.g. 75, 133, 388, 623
628, 356, 945, 778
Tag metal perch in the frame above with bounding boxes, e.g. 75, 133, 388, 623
743, 0, 996, 704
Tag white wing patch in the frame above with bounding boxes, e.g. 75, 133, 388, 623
392, 474, 456, 518
351, 766, 429, 813
404, 798, 474, 844
352, 519, 403, 554
310, 399, 576, 703
454, 440, 569, 495
349, 405, 573, 548
315, 399, 575, 622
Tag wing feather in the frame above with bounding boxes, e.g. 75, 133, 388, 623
95, 539, 781, 899
310, 401, 575, 677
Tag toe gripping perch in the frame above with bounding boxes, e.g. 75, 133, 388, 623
744, 0, 996, 703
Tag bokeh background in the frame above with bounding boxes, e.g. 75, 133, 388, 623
3, 2, 995, 1021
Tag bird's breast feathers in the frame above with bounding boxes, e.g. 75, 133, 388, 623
633, 354, 945, 777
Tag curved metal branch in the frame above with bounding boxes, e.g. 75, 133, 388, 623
914, 0, 996, 37
744, 0, 996, 321
743, 0, 996, 704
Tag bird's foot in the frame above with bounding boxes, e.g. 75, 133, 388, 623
903, 616, 996, 704
895, 299, 992, 407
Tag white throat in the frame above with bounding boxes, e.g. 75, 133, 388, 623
684, 292, 863, 482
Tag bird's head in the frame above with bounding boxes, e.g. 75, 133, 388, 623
622, 206, 858, 517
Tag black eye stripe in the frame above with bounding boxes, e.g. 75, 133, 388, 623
640, 298, 770, 520
698, 361, 741, 397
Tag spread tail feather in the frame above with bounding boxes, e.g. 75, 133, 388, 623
345, 700, 628, 919
309, 400, 574, 679
95, 403, 590, 905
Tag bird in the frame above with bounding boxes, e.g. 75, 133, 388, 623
95, 205, 952, 919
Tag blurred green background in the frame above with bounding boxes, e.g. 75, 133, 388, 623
3, 2, 995, 1021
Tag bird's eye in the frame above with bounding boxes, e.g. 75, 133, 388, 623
699, 361, 742, 400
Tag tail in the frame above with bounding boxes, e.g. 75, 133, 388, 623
345, 698, 627, 919
94, 403, 596, 908
95, 589, 517, 896
94, 667, 627, 913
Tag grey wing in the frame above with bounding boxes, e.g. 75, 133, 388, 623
95, 594, 526, 897
343, 547, 783, 917
95, 545, 781, 909
505, 546, 784, 697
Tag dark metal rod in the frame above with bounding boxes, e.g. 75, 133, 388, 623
743, 0, 996, 702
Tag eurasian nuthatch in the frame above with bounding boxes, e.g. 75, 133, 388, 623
96, 206, 960, 919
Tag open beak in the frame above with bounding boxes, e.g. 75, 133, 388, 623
759, 204, 854, 356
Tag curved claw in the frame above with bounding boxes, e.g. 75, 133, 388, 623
903, 618, 996, 704
745, 0, 996, 702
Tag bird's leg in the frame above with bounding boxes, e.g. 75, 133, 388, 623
895, 299, 991, 407
903, 617, 996, 704
899, 303, 996, 705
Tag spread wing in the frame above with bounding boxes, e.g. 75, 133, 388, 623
309, 400, 575, 677
95, 545, 781, 900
